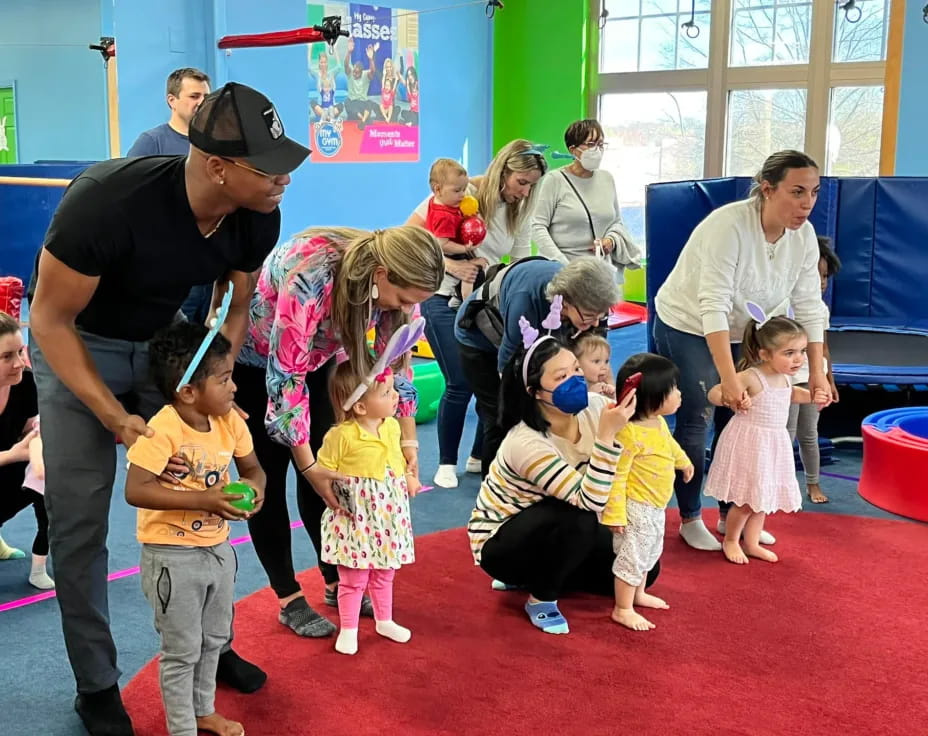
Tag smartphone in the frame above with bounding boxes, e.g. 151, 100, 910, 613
617, 372, 642, 404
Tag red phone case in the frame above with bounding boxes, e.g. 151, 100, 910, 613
618, 372, 643, 403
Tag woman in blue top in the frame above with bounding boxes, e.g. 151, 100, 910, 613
454, 256, 618, 475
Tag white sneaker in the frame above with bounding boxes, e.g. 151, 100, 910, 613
679, 519, 722, 551
716, 518, 776, 545
433, 464, 459, 488
465, 456, 482, 474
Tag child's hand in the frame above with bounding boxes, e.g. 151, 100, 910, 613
406, 474, 421, 497
200, 486, 250, 521
593, 382, 616, 399
608, 525, 626, 535
681, 465, 695, 483
812, 388, 829, 407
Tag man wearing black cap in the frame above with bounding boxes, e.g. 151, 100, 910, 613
28, 82, 309, 736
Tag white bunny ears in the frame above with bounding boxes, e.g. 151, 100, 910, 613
341, 317, 426, 411
746, 299, 795, 328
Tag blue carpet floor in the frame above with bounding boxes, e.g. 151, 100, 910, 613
0, 323, 916, 736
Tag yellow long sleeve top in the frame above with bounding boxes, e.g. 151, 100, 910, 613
316, 418, 407, 480
601, 417, 692, 526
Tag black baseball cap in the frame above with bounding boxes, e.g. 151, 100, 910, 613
189, 82, 310, 175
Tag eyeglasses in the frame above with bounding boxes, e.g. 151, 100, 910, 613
220, 157, 275, 180
579, 141, 608, 151
574, 305, 606, 324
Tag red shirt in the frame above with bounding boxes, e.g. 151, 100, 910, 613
425, 198, 463, 239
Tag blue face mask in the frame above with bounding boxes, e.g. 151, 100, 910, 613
545, 375, 589, 415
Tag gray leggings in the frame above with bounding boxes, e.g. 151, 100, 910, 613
787, 384, 820, 485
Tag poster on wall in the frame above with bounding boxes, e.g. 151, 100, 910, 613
307, 2, 419, 163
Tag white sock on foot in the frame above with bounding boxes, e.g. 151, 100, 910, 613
375, 620, 411, 643
465, 456, 482, 474
680, 519, 722, 551
433, 465, 459, 488
335, 628, 358, 655
29, 555, 54, 589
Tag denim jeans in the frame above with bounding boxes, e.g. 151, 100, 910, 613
180, 283, 213, 325
420, 294, 483, 466
652, 316, 738, 520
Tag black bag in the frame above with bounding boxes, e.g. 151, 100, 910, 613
458, 256, 548, 347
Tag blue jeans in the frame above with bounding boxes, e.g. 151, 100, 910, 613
181, 283, 213, 325
652, 316, 738, 520
420, 294, 483, 466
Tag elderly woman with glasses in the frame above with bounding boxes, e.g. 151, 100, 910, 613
531, 119, 642, 280
454, 255, 619, 476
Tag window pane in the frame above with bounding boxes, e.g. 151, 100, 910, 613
600, 0, 710, 72
833, 0, 890, 63
827, 86, 884, 176
726, 88, 807, 176
730, 1, 812, 67
598, 91, 708, 248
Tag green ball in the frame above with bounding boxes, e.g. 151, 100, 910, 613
223, 481, 256, 512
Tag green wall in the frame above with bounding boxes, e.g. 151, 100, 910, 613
492, 0, 594, 153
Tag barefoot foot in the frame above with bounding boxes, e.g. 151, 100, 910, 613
196, 712, 245, 736
633, 591, 669, 610
722, 540, 749, 565
611, 607, 655, 631
744, 545, 779, 563
807, 483, 829, 503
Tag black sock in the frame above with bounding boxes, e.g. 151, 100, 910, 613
75, 684, 134, 736
216, 649, 267, 694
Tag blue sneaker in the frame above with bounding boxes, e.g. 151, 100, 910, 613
524, 600, 569, 635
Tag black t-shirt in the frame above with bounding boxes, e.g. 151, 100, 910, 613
0, 371, 38, 492
28, 156, 280, 342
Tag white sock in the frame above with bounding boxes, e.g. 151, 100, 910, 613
433, 465, 458, 489
465, 456, 482, 474
679, 519, 722, 551
375, 620, 411, 643
29, 555, 55, 589
335, 628, 358, 655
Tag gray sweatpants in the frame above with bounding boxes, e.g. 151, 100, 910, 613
786, 383, 820, 485
31, 328, 234, 695
142, 542, 235, 736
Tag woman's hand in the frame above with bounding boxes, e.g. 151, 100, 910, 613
444, 258, 481, 284
591, 236, 615, 255
304, 464, 349, 513
828, 374, 840, 404
808, 371, 833, 409
597, 389, 636, 443
6, 429, 38, 463
402, 446, 419, 479
721, 375, 751, 413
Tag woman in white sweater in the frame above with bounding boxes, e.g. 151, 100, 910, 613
531, 119, 642, 279
653, 150, 831, 551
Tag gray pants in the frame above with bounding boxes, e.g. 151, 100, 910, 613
141, 542, 235, 736
31, 329, 233, 694
787, 383, 820, 485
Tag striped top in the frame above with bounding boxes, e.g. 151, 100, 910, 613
468, 393, 623, 562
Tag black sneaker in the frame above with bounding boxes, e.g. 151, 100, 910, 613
74, 684, 135, 736
216, 649, 267, 694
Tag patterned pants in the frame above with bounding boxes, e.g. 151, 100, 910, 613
611, 500, 666, 587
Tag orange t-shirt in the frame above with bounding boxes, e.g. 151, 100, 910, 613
126, 405, 254, 546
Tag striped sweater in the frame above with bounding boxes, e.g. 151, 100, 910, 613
468, 394, 623, 563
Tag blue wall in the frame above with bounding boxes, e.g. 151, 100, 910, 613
895, 0, 928, 175
108, 0, 493, 240
0, 0, 108, 162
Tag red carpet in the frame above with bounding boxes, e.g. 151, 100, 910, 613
123, 510, 928, 736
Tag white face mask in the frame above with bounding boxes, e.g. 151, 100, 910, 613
577, 148, 603, 171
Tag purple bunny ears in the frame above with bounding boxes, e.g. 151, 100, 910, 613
542, 295, 563, 332
746, 299, 795, 327
519, 316, 539, 350
519, 296, 566, 385
342, 317, 426, 411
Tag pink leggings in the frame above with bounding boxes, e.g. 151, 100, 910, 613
337, 566, 396, 629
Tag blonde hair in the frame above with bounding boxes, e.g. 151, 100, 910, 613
476, 138, 547, 236
429, 158, 467, 189
0, 311, 20, 338
573, 333, 610, 360
327, 225, 445, 375
738, 316, 806, 370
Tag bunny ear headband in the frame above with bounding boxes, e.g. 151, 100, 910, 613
176, 281, 234, 392
519, 295, 564, 386
341, 317, 426, 411
746, 299, 795, 328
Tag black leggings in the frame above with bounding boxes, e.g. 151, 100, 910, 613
233, 361, 338, 597
458, 343, 505, 477
479, 497, 660, 602
0, 486, 49, 556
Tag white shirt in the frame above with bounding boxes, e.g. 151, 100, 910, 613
414, 184, 532, 298
655, 198, 826, 343
531, 168, 642, 279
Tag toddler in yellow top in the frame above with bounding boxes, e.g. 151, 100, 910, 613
125, 322, 265, 736
602, 353, 693, 633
